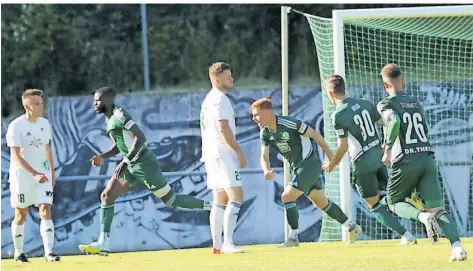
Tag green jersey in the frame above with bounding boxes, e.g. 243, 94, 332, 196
106, 106, 149, 162
332, 97, 382, 170
377, 92, 433, 164
260, 115, 314, 170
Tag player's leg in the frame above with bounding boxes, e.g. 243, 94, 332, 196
78, 176, 129, 255
222, 186, 244, 253
387, 161, 438, 244
9, 174, 33, 262
355, 168, 415, 245
209, 189, 228, 254
417, 154, 466, 261
278, 186, 303, 247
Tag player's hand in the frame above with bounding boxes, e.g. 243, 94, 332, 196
90, 155, 105, 167
382, 149, 391, 165
33, 173, 48, 183
236, 151, 247, 169
114, 161, 128, 179
322, 161, 334, 173
263, 169, 274, 180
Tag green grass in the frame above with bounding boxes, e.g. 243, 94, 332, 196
2, 238, 472, 271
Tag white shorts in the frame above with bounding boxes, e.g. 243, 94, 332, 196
9, 170, 54, 208
204, 154, 242, 191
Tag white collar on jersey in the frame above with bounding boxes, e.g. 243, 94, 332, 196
210, 87, 227, 95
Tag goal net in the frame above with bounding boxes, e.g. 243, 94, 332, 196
303, 6, 473, 241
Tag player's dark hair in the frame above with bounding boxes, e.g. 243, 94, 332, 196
95, 87, 116, 99
381, 63, 402, 79
22, 89, 43, 100
209, 62, 231, 77
325, 75, 346, 95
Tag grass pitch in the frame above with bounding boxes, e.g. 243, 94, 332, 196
2, 238, 472, 271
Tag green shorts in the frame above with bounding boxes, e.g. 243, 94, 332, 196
387, 153, 444, 208
353, 165, 388, 198
290, 155, 323, 195
122, 152, 168, 192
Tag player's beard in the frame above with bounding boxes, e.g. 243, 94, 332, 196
97, 104, 108, 114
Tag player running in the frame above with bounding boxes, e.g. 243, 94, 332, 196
78, 87, 211, 256
251, 98, 362, 247
6, 89, 60, 262
377, 64, 467, 261
321, 75, 416, 245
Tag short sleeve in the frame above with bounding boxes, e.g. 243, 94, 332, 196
260, 128, 270, 146
332, 112, 347, 139
377, 99, 395, 124
114, 108, 136, 131
6, 121, 21, 147
216, 97, 233, 121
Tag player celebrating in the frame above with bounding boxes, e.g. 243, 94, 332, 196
6, 89, 60, 262
377, 64, 467, 261
200, 62, 247, 254
321, 75, 416, 245
78, 87, 211, 256
251, 98, 362, 247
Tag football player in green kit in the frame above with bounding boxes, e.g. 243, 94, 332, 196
377, 64, 467, 261
79, 87, 211, 256
322, 74, 416, 245
251, 98, 362, 247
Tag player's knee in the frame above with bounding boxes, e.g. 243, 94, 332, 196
388, 204, 395, 212
100, 190, 115, 205
364, 196, 379, 209
281, 190, 296, 203
14, 209, 28, 224
38, 204, 52, 220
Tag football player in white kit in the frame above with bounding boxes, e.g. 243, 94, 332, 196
200, 62, 247, 254
6, 89, 60, 262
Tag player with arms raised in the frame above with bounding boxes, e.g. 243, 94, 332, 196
378, 64, 467, 261
200, 62, 247, 254
79, 87, 211, 256
251, 98, 362, 247
321, 75, 416, 245
6, 89, 60, 262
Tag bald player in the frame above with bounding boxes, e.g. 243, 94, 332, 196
6, 89, 60, 262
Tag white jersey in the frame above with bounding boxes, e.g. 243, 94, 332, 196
200, 88, 236, 161
6, 115, 52, 180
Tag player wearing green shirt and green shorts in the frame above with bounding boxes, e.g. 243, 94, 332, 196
79, 87, 211, 256
251, 97, 362, 247
322, 75, 416, 245
378, 64, 466, 261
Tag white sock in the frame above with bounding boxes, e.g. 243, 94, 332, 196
11, 222, 25, 257
40, 220, 54, 255
417, 212, 431, 224
98, 231, 111, 248
451, 241, 461, 248
342, 219, 354, 231
210, 204, 226, 249
223, 200, 241, 245
402, 231, 414, 240
288, 228, 298, 239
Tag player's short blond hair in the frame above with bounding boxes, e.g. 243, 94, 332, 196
325, 75, 345, 95
381, 64, 402, 79
22, 89, 43, 101
208, 62, 230, 78
251, 98, 273, 110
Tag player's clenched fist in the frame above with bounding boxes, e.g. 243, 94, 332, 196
263, 169, 274, 180
33, 173, 48, 183
90, 155, 104, 167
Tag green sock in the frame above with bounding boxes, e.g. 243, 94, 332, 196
284, 202, 299, 230
391, 202, 421, 221
436, 211, 460, 244
162, 191, 207, 209
371, 202, 406, 236
322, 200, 348, 224
100, 204, 114, 233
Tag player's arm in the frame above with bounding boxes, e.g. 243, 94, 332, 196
377, 100, 400, 151
123, 125, 146, 164
44, 122, 56, 187
304, 126, 334, 160
259, 130, 273, 180
218, 120, 242, 154
10, 147, 41, 176
100, 143, 120, 160
322, 114, 347, 172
